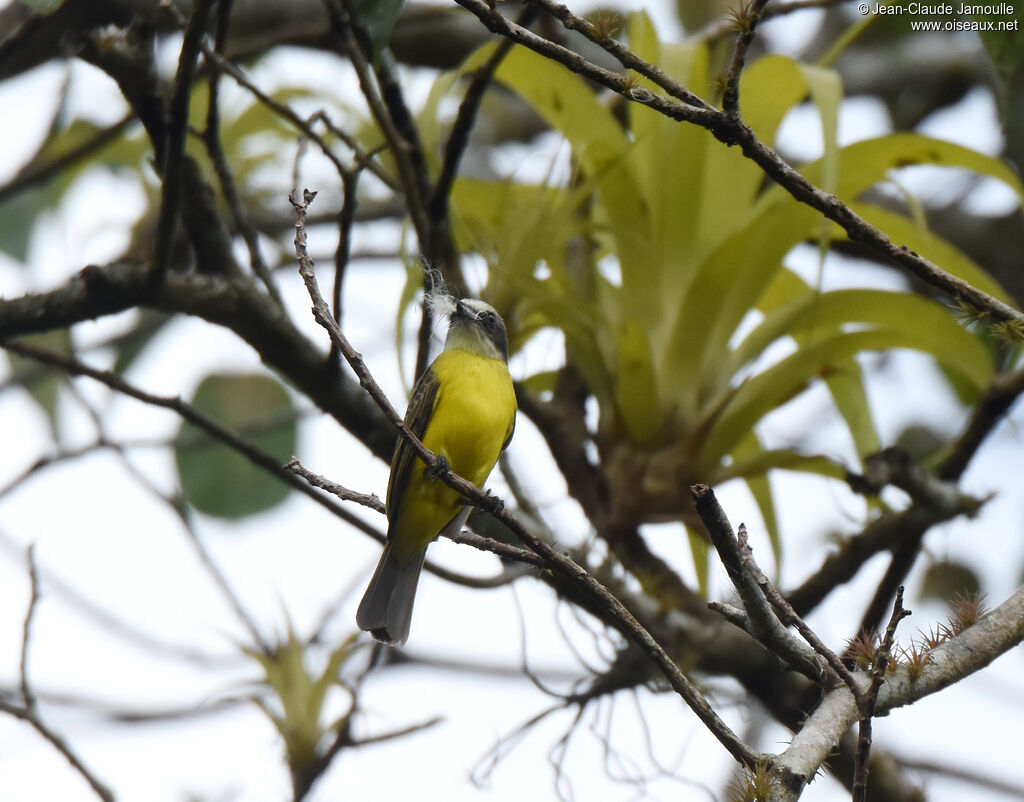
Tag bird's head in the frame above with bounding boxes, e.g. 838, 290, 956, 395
444, 298, 509, 362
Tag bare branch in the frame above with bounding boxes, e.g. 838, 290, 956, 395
202, 0, 283, 306
152, 0, 217, 287
852, 588, 911, 802
769, 586, 1024, 802
11, 547, 117, 802
721, 0, 772, 116
0, 262, 394, 461
1, 337, 385, 544
286, 457, 385, 514
526, 0, 710, 110
692, 484, 856, 690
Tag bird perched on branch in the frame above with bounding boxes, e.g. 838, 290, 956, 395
357, 298, 516, 644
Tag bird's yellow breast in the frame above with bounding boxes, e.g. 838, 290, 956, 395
389, 348, 516, 560
423, 349, 516, 483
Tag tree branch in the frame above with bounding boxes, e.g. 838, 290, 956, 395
152, 0, 216, 287
721, 0, 772, 116
0, 261, 394, 460
10, 547, 117, 802
769, 585, 1024, 802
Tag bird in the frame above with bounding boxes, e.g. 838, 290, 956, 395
356, 298, 517, 645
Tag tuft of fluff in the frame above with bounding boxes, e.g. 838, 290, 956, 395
423, 267, 457, 320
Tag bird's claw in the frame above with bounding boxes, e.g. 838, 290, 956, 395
426, 454, 450, 480
483, 489, 504, 514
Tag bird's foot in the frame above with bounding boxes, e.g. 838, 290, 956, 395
481, 488, 504, 515
426, 454, 450, 480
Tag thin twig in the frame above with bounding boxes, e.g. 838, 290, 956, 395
330, 167, 361, 331
2, 338, 383, 542
692, 484, 859, 694
19, 545, 40, 709
526, 0, 710, 110
429, 4, 538, 222
116, 448, 273, 655
286, 458, 384, 513
323, 0, 432, 246
290, 190, 761, 770
0, 114, 134, 206
692, 485, 825, 680
852, 587, 911, 802
202, 0, 283, 306
202, 48, 389, 186
309, 110, 397, 190
939, 366, 1024, 481
14, 547, 117, 802
721, 0, 772, 115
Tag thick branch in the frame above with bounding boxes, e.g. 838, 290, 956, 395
0, 261, 393, 461
769, 585, 1024, 802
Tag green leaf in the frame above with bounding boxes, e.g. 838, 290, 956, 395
796, 132, 1024, 204
0, 184, 55, 262
920, 561, 981, 603
614, 318, 660, 447
845, 201, 1014, 303
730, 289, 993, 391
16, 0, 64, 13
663, 198, 820, 428
701, 324, 993, 470
175, 373, 297, 519
687, 526, 710, 599
250, 628, 358, 774
354, 0, 405, 63
717, 447, 847, 484
5, 330, 72, 438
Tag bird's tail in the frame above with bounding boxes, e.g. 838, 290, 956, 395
356, 541, 426, 646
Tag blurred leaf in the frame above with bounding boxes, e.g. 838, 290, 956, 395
701, 323, 993, 470
16, 0, 64, 12
354, 0, 405, 63
687, 525, 709, 599
614, 318, 659, 447
978, 24, 1024, 122
0, 116, 146, 262
719, 448, 847, 484
250, 629, 358, 775
6, 330, 72, 438
175, 373, 296, 518
920, 561, 981, 603
796, 132, 1024, 204
844, 201, 1014, 303
0, 184, 56, 261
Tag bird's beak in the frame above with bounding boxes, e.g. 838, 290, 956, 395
455, 299, 474, 320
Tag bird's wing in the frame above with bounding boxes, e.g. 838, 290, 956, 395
385, 366, 440, 522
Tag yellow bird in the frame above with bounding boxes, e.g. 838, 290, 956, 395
357, 298, 517, 644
